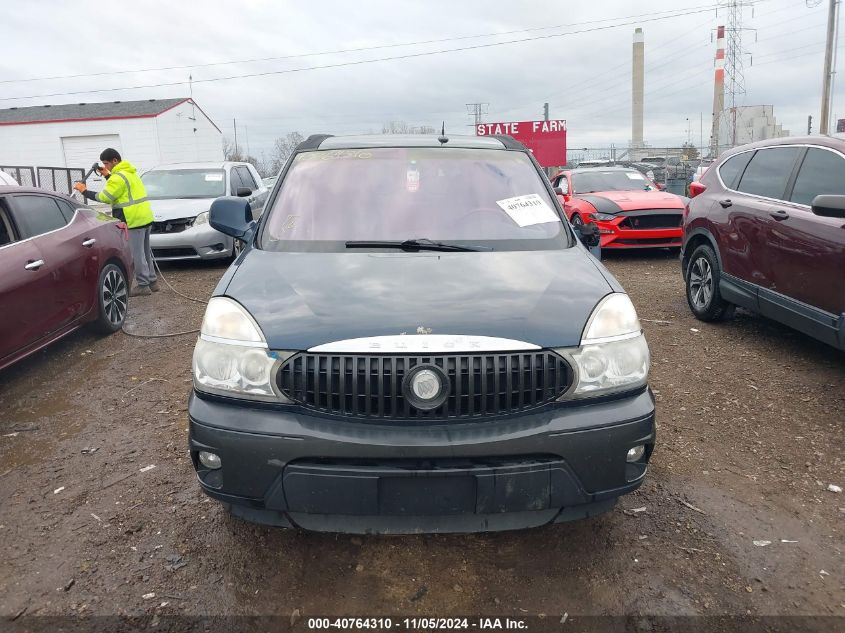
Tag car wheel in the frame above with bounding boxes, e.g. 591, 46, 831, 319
95, 263, 128, 333
685, 244, 734, 321
570, 214, 584, 229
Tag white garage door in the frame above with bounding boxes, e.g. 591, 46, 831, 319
61, 134, 122, 170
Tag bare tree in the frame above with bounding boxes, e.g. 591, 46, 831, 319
381, 121, 436, 135
267, 132, 305, 175
222, 135, 266, 175
382, 121, 411, 134
222, 135, 243, 162
681, 142, 700, 160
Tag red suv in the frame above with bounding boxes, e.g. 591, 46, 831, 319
682, 136, 845, 350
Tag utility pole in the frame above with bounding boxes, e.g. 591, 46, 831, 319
233, 118, 239, 156
543, 103, 551, 176
465, 103, 489, 129
808, 115, 813, 135
700, 112, 703, 154
820, 0, 840, 135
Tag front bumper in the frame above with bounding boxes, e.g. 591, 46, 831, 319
597, 222, 682, 249
188, 388, 656, 533
150, 223, 233, 261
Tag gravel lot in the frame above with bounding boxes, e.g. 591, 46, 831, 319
1, 252, 843, 627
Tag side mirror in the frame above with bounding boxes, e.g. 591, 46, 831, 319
236, 187, 252, 198
210, 197, 255, 240
553, 187, 563, 196
811, 194, 845, 218
575, 221, 601, 248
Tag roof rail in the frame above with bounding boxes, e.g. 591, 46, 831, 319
298, 134, 334, 151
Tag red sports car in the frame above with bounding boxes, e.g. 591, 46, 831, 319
551, 167, 685, 249
0, 186, 133, 371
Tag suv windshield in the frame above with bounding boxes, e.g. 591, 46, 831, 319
142, 169, 225, 199
573, 170, 652, 193
260, 147, 568, 252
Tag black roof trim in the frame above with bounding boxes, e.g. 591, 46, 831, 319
490, 135, 527, 151
298, 134, 335, 151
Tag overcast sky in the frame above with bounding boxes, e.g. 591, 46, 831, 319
1, 0, 841, 159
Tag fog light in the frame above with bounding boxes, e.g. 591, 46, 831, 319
626, 445, 645, 462
198, 451, 222, 469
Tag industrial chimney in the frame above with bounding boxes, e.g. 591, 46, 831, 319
710, 25, 726, 157
632, 28, 645, 149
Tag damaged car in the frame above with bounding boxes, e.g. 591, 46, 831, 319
188, 134, 656, 534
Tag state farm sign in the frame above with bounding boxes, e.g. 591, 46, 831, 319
476, 120, 567, 167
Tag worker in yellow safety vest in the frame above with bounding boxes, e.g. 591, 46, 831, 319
74, 148, 158, 296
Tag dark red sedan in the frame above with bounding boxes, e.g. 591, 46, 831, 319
0, 187, 133, 371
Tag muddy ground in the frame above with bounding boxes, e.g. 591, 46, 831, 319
1, 252, 843, 628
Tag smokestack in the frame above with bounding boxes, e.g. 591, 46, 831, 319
710, 25, 726, 157
632, 28, 645, 148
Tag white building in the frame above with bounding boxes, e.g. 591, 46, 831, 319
0, 97, 223, 174
717, 105, 790, 150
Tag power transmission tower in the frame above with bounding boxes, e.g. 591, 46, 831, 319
466, 103, 489, 128
722, 1, 755, 147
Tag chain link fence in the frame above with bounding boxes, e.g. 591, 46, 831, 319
0, 165, 88, 203
0, 166, 36, 187
37, 167, 85, 196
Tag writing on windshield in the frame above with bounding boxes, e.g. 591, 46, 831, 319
262, 148, 566, 250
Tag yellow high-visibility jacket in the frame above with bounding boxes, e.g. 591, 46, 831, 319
96, 161, 153, 229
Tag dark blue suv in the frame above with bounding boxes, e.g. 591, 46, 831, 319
188, 134, 655, 533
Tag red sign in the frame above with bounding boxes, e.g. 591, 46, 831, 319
476, 120, 567, 167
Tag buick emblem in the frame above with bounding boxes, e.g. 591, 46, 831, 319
411, 369, 440, 400
404, 366, 448, 411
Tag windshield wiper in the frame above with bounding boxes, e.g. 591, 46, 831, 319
345, 238, 491, 252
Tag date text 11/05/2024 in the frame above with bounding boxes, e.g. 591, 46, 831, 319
307, 617, 528, 630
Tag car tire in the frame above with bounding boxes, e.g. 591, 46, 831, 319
570, 214, 584, 229
94, 263, 129, 334
685, 244, 734, 321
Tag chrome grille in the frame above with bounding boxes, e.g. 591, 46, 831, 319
277, 351, 571, 420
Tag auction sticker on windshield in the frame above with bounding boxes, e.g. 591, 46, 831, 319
204, 173, 223, 181
496, 194, 560, 227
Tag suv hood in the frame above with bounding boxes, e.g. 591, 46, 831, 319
223, 249, 615, 350
576, 190, 684, 213
148, 197, 215, 222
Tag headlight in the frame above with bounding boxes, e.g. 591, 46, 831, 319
557, 293, 650, 398
592, 212, 617, 222
192, 297, 287, 401
193, 211, 209, 226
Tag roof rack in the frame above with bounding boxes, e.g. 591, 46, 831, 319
298, 134, 334, 151
489, 135, 526, 151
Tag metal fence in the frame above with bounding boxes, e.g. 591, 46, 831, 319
0, 166, 36, 187
0, 165, 88, 198
37, 167, 85, 196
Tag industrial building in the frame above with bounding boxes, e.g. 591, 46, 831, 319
716, 104, 790, 150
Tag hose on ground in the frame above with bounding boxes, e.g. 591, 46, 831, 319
121, 258, 209, 338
